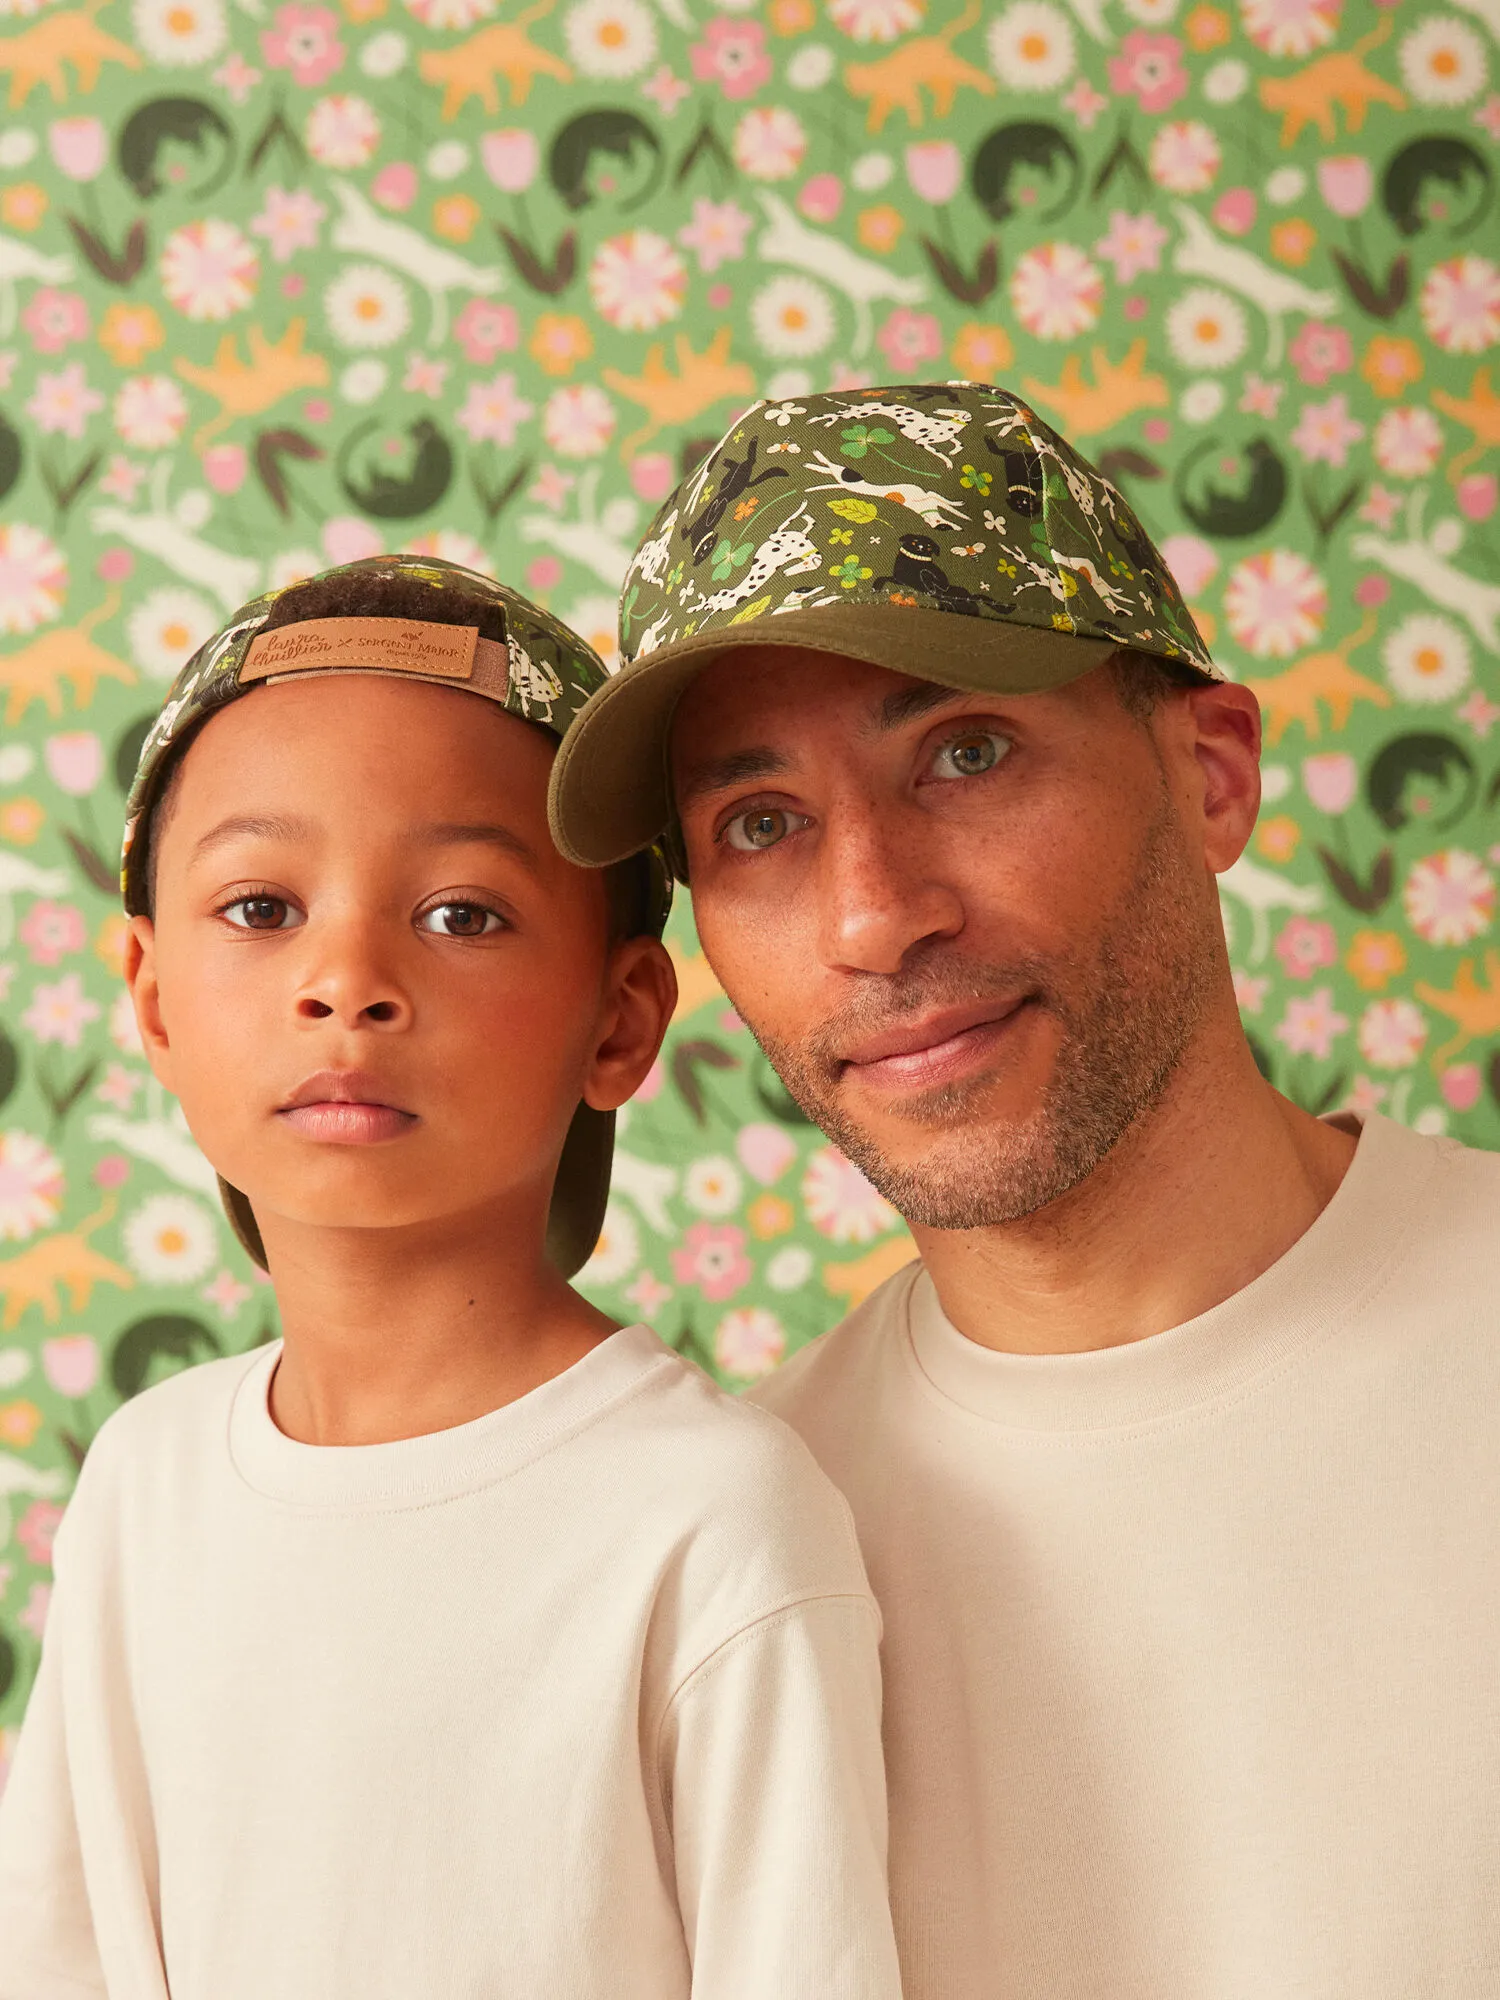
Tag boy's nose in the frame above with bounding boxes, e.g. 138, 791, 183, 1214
293, 928, 412, 1030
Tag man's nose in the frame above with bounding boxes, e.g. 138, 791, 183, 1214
292, 916, 413, 1031
814, 802, 964, 978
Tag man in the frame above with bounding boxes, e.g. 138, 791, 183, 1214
551, 385, 1500, 1997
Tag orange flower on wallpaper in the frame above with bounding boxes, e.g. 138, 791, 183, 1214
857, 205, 904, 255
1270, 218, 1317, 267
1184, 6, 1231, 51
950, 322, 1014, 377
529, 313, 594, 377
1347, 931, 1408, 993
98, 303, 166, 369
432, 195, 481, 243
1, 183, 47, 230
1255, 816, 1301, 864
1361, 337, 1423, 400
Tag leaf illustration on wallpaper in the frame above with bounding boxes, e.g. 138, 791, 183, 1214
253, 428, 325, 520
1316, 845, 1395, 916
63, 216, 148, 288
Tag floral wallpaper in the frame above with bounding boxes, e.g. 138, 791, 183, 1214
0, 0, 1497, 1757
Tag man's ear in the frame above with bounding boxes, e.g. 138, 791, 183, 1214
124, 914, 177, 1092
583, 936, 678, 1113
1183, 681, 1262, 876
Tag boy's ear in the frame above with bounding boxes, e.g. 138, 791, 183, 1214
124, 914, 177, 1091
583, 936, 678, 1114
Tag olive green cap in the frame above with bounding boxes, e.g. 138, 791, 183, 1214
549, 381, 1218, 868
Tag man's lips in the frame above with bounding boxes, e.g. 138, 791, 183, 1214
837, 997, 1035, 1089
276, 1070, 416, 1144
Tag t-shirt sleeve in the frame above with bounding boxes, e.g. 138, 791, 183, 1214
0, 1522, 107, 2000
657, 1592, 903, 2000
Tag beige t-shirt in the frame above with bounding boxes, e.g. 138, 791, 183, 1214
0, 1323, 902, 2000
751, 1114, 1500, 1998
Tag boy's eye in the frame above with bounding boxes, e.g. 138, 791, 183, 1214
223, 896, 301, 931
723, 807, 806, 853
419, 903, 505, 937
931, 731, 1010, 780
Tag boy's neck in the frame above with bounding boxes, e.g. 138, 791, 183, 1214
258, 1198, 618, 1447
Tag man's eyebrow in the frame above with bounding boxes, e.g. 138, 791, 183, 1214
872, 681, 967, 732
676, 748, 789, 809
189, 812, 315, 863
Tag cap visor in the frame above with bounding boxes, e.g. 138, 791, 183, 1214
549, 601, 1119, 868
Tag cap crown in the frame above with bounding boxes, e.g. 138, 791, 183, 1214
618, 382, 1214, 676
121, 555, 611, 910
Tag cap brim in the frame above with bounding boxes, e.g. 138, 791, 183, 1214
549, 602, 1120, 868
217, 1103, 613, 1284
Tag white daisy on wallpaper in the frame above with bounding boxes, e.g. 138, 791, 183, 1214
987, 2, 1076, 92
564, 0, 657, 79
127, 587, 219, 683
324, 264, 412, 349
751, 275, 836, 359
124, 1195, 220, 1287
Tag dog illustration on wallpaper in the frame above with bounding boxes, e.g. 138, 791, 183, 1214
0, 1196, 134, 1330
1247, 609, 1393, 747
844, 0, 995, 132
1258, 19, 1407, 147
92, 476, 262, 612
174, 321, 330, 449
602, 330, 756, 456
0, 232, 72, 338
1171, 205, 1339, 366
754, 196, 926, 356
1020, 343, 1171, 439
1432, 368, 1500, 485
519, 467, 639, 588
1351, 493, 1500, 654
0, 587, 135, 726
0, 0, 141, 108
419, 0, 572, 118
327, 180, 506, 346
1416, 954, 1500, 1069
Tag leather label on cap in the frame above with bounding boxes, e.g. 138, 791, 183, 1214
240, 618, 479, 684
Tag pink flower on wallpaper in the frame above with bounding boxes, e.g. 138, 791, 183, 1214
1107, 32, 1187, 114
904, 140, 962, 205
875, 308, 943, 369
1275, 987, 1349, 1061
42, 1335, 99, 1399
1274, 915, 1338, 980
1095, 209, 1168, 283
17, 1500, 64, 1569
371, 161, 417, 211
18, 900, 85, 967
454, 298, 520, 363
46, 116, 106, 182
797, 173, 842, 224
1288, 319, 1352, 387
21, 287, 88, 354
481, 129, 539, 194
1212, 188, 1256, 236
690, 17, 771, 100
25, 361, 104, 440
455, 371, 534, 445
1291, 392, 1364, 469
671, 1222, 752, 1301
261, 5, 345, 87
677, 197, 752, 273
202, 442, 248, 494
1302, 753, 1358, 816
43, 732, 102, 796
1316, 155, 1372, 218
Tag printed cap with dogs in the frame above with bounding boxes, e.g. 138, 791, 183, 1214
548, 381, 1220, 869
121, 553, 670, 1281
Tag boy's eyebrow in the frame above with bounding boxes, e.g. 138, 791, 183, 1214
190, 812, 316, 863
413, 822, 542, 872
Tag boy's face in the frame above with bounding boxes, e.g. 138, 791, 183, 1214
127, 675, 673, 1260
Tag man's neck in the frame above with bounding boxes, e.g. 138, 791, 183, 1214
908, 1019, 1359, 1358
257, 1196, 616, 1446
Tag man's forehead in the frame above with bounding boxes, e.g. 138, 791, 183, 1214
672, 647, 963, 759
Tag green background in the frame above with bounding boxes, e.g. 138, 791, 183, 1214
1, 0, 1497, 1757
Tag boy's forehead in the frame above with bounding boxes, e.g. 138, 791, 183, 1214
172, 674, 556, 825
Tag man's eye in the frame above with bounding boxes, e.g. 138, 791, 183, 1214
933, 731, 1010, 780
222, 896, 301, 931
724, 808, 803, 852
418, 903, 505, 937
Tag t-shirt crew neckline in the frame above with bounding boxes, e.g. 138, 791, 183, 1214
905, 1112, 1440, 1436
228, 1321, 672, 1509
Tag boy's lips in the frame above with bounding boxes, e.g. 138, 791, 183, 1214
837, 996, 1035, 1092
276, 1070, 416, 1144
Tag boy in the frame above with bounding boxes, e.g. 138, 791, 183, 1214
0, 557, 902, 2000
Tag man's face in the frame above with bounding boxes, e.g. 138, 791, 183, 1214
671, 647, 1257, 1230
129, 675, 671, 1254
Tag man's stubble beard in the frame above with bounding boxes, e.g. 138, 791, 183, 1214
742, 796, 1223, 1230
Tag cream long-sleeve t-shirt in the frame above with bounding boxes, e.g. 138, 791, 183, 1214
750, 1114, 1500, 1999
0, 1322, 903, 2000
